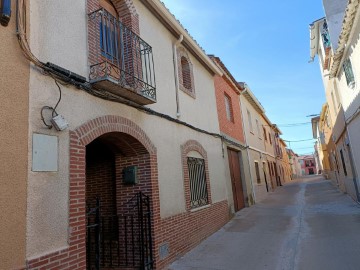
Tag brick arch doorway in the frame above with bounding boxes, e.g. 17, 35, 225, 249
69, 116, 159, 270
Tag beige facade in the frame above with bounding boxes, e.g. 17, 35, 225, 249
0, 1, 29, 268
239, 84, 279, 202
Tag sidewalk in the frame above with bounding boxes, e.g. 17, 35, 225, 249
168, 176, 360, 270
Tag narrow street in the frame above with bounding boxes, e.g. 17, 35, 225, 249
169, 176, 360, 270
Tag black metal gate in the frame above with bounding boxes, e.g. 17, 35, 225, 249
86, 192, 154, 270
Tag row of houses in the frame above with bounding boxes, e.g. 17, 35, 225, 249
1, 0, 299, 269
309, 0, 360, 202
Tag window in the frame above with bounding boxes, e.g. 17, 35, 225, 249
255, 162, 261, 184
177, 48, 195, 97
187, 157, 208, 208
343, 58, 355, 88
339, 149, 348, 176
269, 132, 272, 144
256, 120, 261, 138
247, 110, 253, 133
99, 0, 119, 61
224, 93, 234, 122
181, 57, 192, 90
263, 127, 267, 141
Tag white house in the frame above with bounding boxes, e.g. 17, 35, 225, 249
13, 0, 239, 268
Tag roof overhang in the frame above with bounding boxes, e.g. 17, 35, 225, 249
240, 83, 265, 115
209, 55, 242, 94
140, 0, 223, 76
311, 116, 320, 139
330, 0, 360, 77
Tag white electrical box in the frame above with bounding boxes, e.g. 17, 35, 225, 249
51, 114, 69, 131
32, 134, 58, 172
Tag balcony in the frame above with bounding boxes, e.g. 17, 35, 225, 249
88, 9, 156, 105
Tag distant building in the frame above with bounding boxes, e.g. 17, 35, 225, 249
299, 155, 317, 175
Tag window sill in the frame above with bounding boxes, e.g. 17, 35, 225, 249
190, 204, 211, 213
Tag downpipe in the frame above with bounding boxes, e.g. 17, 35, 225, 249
173, 34, 183, 118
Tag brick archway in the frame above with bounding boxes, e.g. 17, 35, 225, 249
88, 0, 140, 34
27, 116, 159, 269
69, 115, 159, 267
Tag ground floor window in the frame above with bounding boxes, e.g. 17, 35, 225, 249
187, 157, 209, 208
255, 162, 261, 184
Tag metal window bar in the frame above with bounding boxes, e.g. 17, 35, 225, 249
187, 157, 209, 208
321, 21, 331, 48
88, 8, 156, 101
343, 59, 355, 87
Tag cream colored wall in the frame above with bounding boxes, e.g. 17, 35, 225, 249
260, 116, 276, 158
135, 1, 220, 134
240, 95, 275, 201
248, 149, 268, 202
241, 96, 265, 151
0, 1, 29, 268
27, 0, 227, 259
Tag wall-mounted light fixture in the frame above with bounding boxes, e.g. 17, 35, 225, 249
0, 0, 11, 27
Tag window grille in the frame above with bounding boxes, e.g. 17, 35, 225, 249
321, 21, 331, 49
343, 58, 355, 88
181, 57, 192, 91
187, 157, 208, 209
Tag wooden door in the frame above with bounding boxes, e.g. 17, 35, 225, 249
227, 149, 245, 211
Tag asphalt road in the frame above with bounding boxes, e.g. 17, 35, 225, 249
169, 176, 360, 270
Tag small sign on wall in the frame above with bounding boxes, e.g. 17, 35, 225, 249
32, 133, 58, 172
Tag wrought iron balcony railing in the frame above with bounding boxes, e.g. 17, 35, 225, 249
321, 21, 331, 49
88, 9, 156, 105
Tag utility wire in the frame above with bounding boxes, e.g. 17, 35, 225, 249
283, 138, 316, 142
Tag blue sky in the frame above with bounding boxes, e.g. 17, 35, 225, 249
161, 0, 326, 155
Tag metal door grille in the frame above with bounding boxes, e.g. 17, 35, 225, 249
86, 192, 154, 270
187, 157, 208, 209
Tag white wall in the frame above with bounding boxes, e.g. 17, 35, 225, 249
27, 0, 227, 259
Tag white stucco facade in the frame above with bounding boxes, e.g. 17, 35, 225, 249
26, 0, 230, 260
310, 2, 360, 202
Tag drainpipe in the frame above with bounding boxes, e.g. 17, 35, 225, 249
173, 34, 183, 118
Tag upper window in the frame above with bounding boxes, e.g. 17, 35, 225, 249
99, 0, 119, 62
343, 58, 355, 88
187, 157, 209, 209
181, 57, 192, 90
177, 47, 195, 97
263, 127, 267, 141
224, 93, 234, 122
247, 110, 253, 133
256, 120, 261, 138
269, 132, 272, 144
